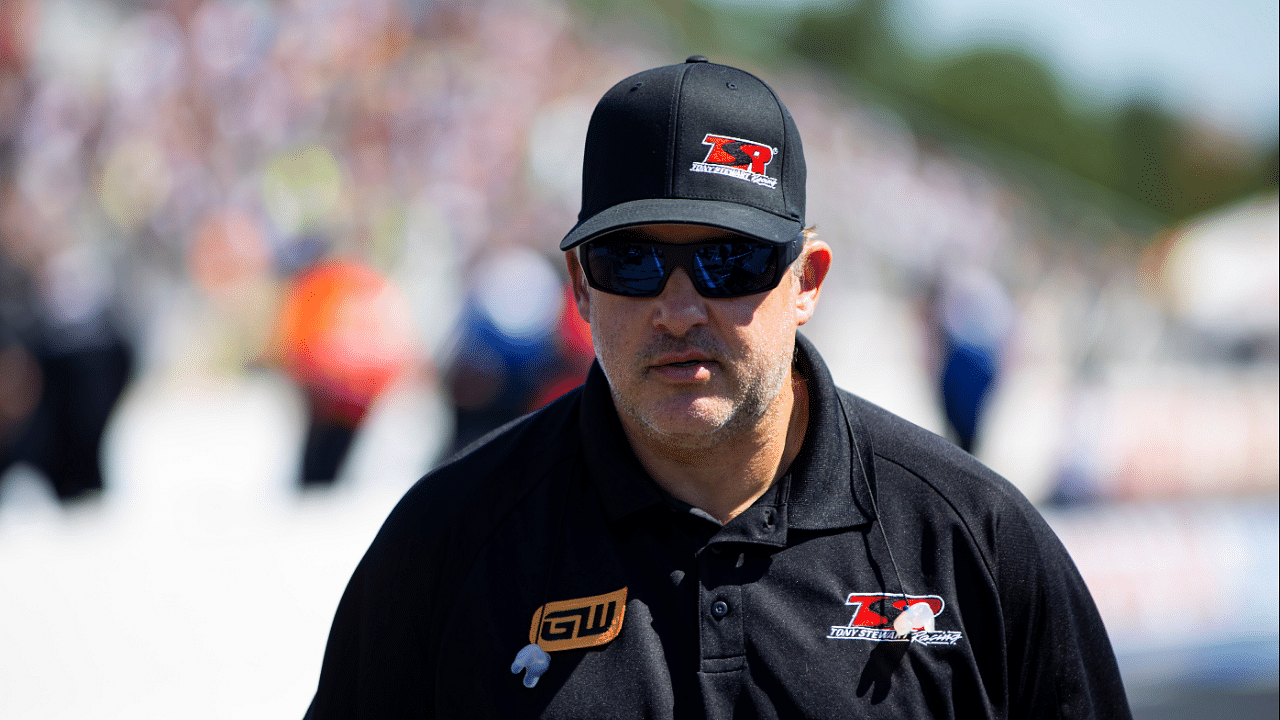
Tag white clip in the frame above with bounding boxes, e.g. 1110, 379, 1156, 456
893, 602, 935, 638
511, 643, 551, 688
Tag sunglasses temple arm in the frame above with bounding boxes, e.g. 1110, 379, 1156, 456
784, 233, 803, 267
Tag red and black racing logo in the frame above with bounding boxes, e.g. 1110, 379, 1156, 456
843, 592, 944, 628
690, 134, 779, 188
828, 592, 963, 646
700, 135, 775, 174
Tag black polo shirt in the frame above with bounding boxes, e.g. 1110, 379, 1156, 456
306, 335, 1130, 719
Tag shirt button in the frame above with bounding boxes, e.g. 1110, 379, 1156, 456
711, 600, 730, 618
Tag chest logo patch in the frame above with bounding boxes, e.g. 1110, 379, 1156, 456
529, 587, 627, 652
828, 592, 963, 646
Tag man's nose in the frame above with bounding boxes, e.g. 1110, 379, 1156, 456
651, 267, 708, 336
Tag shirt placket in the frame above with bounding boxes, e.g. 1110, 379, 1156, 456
697, 542, 747, 673
695, 503, 786, 675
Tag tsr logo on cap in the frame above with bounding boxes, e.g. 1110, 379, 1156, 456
691, 134, 778, 189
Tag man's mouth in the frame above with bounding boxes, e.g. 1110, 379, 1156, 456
643, 337, 722, 373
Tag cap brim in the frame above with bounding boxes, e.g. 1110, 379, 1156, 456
559, 198, 802, 251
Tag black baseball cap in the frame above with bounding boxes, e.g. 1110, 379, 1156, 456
559, 56, 805, 251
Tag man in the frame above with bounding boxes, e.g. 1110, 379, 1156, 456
306, 57, 1131, 719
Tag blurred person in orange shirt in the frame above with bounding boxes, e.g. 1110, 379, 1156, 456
276, 258, 416, 485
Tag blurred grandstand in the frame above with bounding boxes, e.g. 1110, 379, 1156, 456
0, 0, 1274, 717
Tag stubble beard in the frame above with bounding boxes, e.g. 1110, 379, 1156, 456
603, 326, 796, 454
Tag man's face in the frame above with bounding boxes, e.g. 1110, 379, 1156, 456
566, 224, 830, 448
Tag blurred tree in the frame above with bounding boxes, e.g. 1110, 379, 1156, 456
787, 0, 899, 86
784, 0, 1276, 225
1114, 101, 1179, 216
922, 51, 1113, 185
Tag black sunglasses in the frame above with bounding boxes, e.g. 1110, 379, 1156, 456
580, 233, 803, 299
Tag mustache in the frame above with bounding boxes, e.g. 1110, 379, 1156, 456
638, 328, 729, 366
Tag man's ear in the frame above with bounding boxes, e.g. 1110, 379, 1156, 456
565, 249, 592, 323
794, 240, 831, 327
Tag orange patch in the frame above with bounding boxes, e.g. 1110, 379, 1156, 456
528, 588, 627, 652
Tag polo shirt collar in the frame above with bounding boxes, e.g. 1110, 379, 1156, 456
579, 333, 876, 531
785, 333, 876, 530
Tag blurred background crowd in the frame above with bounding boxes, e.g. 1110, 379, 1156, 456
0, 0, 1274, 717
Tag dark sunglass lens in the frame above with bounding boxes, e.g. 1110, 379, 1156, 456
693, 243, 778, 297
586, 243, 667, 296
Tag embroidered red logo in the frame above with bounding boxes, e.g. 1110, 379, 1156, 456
828, 592, 962, 646
690, 134, 778, 188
